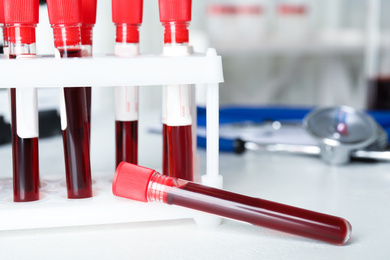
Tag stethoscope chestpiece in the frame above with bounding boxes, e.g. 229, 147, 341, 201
303, 106, 386, 165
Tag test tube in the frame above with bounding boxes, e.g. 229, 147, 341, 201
365, 0, 390, 110
81, 0, 97, 138
275, 0, 310, 40
159, 0, 193, 181
47, 0, 92, 199
162, 89, 168, 175
4, 0, 40, 202
113, 162, 352, 245
112, 0, 143, 167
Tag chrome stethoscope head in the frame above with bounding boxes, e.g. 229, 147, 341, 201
303, 106, 387, 165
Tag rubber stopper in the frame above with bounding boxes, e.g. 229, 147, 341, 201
278, 4, 307, 15
7, 26, 36, 44
80, 0, 97, 45
112, 162, 156, 202
82, 0, 97, 24
3, 0, 39, 24
159, 0, 191, 22
112, 0, 143, 24
47, 0, 82, 25
0, 0, 5, 24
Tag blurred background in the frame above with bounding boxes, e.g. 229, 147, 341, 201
1, 0, 390, 115
1, 0, 390, 173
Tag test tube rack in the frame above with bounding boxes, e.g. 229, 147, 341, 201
0, 48, 224, 231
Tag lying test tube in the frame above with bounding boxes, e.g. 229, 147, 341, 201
113, 162, 352, 245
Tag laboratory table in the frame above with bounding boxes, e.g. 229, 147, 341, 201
0, 110, 389, 260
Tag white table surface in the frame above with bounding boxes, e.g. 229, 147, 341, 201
0, 110, 389, 260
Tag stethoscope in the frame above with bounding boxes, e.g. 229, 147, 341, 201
197, 106, 390, 165
303, 106, 388, 164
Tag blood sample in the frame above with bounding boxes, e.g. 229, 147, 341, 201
113, 162, 352, 245
115, 121, 138, 166
367, 77, 390, 110
365, 1, 390, 110
112, 0, 143, 167
159, 0, 194, 181
81, 0, 97, 138
168, 125, 193, 181
162, 85, 168, 175
4, 0, 40, 202
47, 0, 92, 199
162, 123, 168, 175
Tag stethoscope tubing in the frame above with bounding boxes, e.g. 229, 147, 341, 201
196, 106, 390, 152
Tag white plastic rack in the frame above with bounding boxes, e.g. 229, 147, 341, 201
0, 48, 224, 230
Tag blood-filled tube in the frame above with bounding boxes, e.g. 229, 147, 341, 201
365, 0, 390, 110
113, 162, 352, 245
81, 0, 97, 138
47, 0, 92, 199
4, 0, 40, 202
159, 0, 193, 181
162, 88, 168, 175
112, 0, 143, 167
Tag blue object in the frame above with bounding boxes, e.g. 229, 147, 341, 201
197, 106, 390, 152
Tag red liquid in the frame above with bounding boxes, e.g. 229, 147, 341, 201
367, 77, 390, 110
10, 89, 39, 202
60, 48, 91, 138
85, 86, 92, 142
115, 120, 138, 167
59, 48, 92, 199
162, 123, 168, 175
59, 48, 82, 58
167, 182, 351, 245
167, 125, 193, 181
62, 87, 92, 198
60, 49, 91, 142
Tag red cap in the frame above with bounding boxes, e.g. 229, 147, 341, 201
7, 27, 36, 44
112, 162, 156, 202
278, 4, 307, 15
207, 4, 263, 15
112, 0, 143, 24
47, 0, 82, 25
236, 5, 263, 15
3, 0, 39, 44
159, 0, 191, 23
0, 0, 5, 24
159, 0, 191, 44
115, 24, 140, 43
207, 4, 236, 15
80, 0, 97, 45
3, 0, 39, 24
82, 0, 97, 24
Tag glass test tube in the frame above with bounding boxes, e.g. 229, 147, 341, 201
113, 162, 352, 245
112, 0, 143, 167
47, 0, 92, 199
365, 0, 390, 110
4, 0, 40, 202
162, 88, 168, 175
159, 0, 193, 181
81, 0, 97, 137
